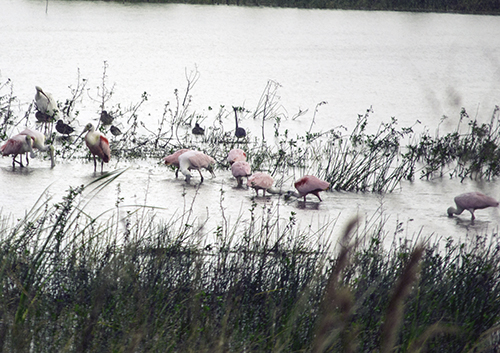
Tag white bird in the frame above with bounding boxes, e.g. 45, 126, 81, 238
19, 128, 55, 168
34, 86, 59, 133
178, 150, 216, 183
447, 192, 499, 221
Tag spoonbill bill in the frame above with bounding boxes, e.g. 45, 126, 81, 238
178, 150, 216, 183
447, 192, 499, 221
1, 134, 35, 167
227, 148, 246, 165
233, 106, 246, 139
82, 123, 110, 173
20, 128, 55, 168
247, 172, 273, 196
163, 148, 191, 178
231, 161, 251, 187
293, 175, 330, 202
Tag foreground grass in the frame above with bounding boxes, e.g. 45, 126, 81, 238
0, 176, 499, 352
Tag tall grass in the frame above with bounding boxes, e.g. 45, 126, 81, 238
0, 176, 499, 351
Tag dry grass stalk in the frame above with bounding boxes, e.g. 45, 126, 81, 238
312, 217, 359, 353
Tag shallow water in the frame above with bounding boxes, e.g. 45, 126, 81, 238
1, 0, 500, 247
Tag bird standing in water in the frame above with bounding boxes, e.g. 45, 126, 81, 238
233, 106, 246, 139
1, 134, 35, 167
247, 172, 273, 196
20, 128, 55, 168
163, 148, 191, 178
82, 123, 110, 173
178, 150, 215, 184
447, 191, 499, 221
231, 161, 251, 187
292, 175, 330, 202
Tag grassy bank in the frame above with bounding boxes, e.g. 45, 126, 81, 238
0, 177, 499, 351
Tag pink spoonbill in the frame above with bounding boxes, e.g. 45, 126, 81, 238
1, 134, 35, 168
231, 161, 252, 187
163, 148, 191, 178
247, 172, 273, 196
20, 128, 55, 168
227, 148, 247, 165
178, 150, 216, 183
81, 123, 110, 173
292, 175, 330, 202
447, 192, 499, 221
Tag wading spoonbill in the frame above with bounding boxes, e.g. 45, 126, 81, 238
178, 150, 216, 183
447, 192, 499, 221
1, 134, 35, 167
247, 172, 273, 196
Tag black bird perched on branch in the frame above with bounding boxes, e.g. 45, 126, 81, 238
100, 110, 114, 125
56, 120, 75, 135
233, 106, 246, 138
192, 123, 205, 135
110, 125, 122, 137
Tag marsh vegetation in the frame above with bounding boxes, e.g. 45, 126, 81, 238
1, 67, 500, 351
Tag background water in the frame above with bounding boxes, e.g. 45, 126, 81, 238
1, 0, 500, 246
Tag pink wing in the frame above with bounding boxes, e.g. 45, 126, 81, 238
456, 192, 499, 210
247, 172, 273, 189
164, 149, 191, 166
1, 135, 28, 156
100, 135, 110, 163
189, 152, 215, 169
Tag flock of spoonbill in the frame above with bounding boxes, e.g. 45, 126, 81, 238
2, 86, 500, 219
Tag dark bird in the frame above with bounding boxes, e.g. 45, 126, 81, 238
192, 122, 205, 135
110, 125, 122, 136
100, 110, 114, 126
233, 106, 246, 138
447, 191, 499, 221
56, 120, 74, 135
